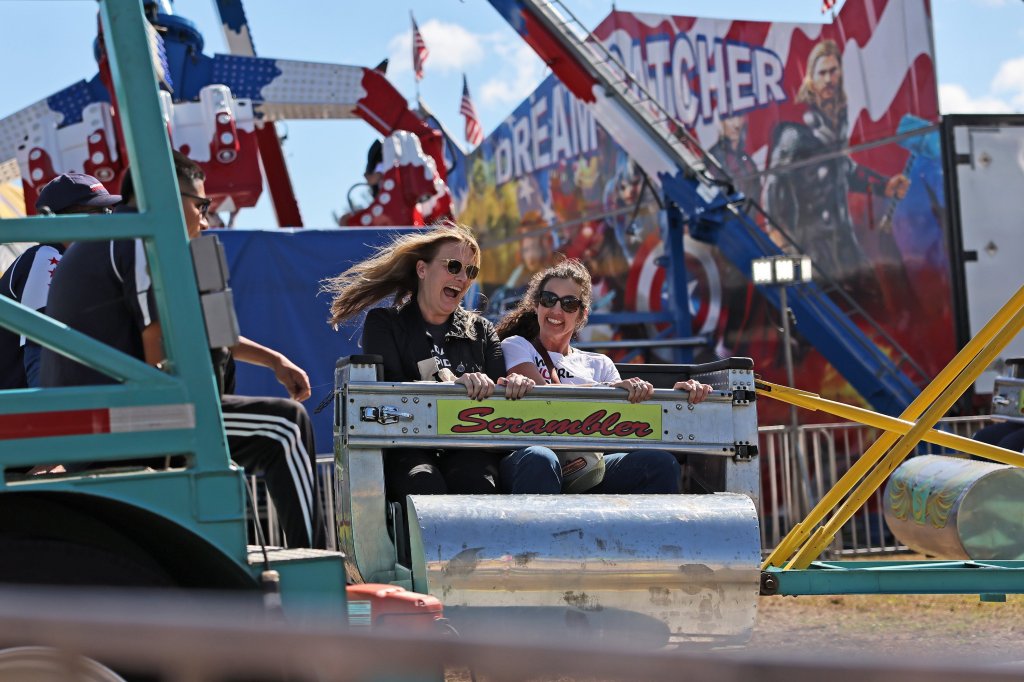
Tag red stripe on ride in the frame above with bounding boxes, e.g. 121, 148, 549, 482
0, 409, 110, 440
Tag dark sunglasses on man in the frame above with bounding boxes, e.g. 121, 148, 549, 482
538, 290, 583, 314
181, 191, 212, 218
442, 258, 480, 280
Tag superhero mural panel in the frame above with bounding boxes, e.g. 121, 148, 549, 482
450, 0, 952, 421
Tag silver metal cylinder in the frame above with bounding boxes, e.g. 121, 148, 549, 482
406, 493, 760, 646
884, 454, 1024, 560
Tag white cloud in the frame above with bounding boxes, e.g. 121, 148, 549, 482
939, 83, 1012, 113
940, 54, 1024, 113
479, 40, 547, 107
386, 20, 485, 75
992, 56, 1024, 109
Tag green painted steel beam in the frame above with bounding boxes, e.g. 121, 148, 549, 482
94, 0, 231, 473
40, 468, 250, 560
0, 1, 348, 607
0, 297, 175, 385
0, 213, 163, 243
762, 561, 1024, 596
0, 384, 187, 412
0, 431, 204, 474
0, 0, 240, 544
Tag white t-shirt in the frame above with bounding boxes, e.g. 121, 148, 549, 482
501, 335, 620, 385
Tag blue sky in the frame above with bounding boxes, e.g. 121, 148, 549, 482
2, 0, 1023, 227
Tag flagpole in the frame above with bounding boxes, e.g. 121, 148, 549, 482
411, 10, 420, 101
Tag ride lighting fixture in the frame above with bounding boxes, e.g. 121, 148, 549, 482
751, 256, 813, 285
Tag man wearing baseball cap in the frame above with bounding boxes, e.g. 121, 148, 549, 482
0, 173, 121, 389
34, 171, 122, 215
42, 154, 325, 549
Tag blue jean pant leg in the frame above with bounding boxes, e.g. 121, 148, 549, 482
591, 449, 680, 494
500, 446, 561, 493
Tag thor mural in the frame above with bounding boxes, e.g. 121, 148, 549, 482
763, 39, 910, 293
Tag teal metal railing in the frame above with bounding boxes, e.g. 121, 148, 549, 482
0, 0, 245, 554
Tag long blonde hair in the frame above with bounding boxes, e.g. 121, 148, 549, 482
323, 221, 480, 328
796, 39, 846, 110
494, 259, 593, 341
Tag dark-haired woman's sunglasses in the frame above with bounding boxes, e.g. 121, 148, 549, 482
442, 258, 480, 280
538, 290, 583, 314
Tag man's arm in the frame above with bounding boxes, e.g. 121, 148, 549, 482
230, 335, 311, 401
142, 321, 165, 367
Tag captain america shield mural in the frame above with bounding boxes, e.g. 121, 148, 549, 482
626, 232, 721, 351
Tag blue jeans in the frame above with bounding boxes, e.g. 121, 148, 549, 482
500, 445, 681, 494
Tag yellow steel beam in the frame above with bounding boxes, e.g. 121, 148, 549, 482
786, 300, 1024, 569
756, 380, 1024, 467
761, 285, 1024, 570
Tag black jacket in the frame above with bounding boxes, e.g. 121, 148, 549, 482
361, 299, 505, 382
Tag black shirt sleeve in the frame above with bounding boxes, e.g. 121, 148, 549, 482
479, 317, 506, 382
362, 307, 407, 381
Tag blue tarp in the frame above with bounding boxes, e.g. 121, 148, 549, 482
215, 228, 413, 452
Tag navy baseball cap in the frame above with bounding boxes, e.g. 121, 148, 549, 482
35, 172, 122, 213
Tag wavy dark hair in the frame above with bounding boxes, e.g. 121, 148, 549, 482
494, 258, 593, 341
322, 220, 480, 328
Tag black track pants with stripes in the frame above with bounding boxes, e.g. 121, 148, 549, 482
221, 394, 324, 549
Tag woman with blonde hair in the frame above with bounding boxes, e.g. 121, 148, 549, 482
494, 258, 711, 493
325, 221, 535, 499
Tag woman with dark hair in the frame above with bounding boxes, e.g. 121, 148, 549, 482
494, 259, 711, 494
324, 221, 535, 499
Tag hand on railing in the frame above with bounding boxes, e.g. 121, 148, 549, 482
673, 379, 712, 405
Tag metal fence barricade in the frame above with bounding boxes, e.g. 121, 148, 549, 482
757, 416, 993, 557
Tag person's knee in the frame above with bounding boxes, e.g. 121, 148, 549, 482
401, 463, 448, 496
386, 452, 446, 498
646, 451, 681, 493
501, 446, 560, 493
516, 446, 560, 469
630, 448, 679, 491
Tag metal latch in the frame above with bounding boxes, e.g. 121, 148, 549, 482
734, 444, 759, 460
732, 389, 756, 404
360, 406, 413, 425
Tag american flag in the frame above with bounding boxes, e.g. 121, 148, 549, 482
411, 13, 428, 82
460, 75, 484, 147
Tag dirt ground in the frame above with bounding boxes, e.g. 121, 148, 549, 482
446, 572, 1024, 681
739, 592, 1024, 662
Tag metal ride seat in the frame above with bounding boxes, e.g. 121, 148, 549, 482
334, 355, 762, 645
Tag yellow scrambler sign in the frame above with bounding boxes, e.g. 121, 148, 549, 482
437, 400, 662, 440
